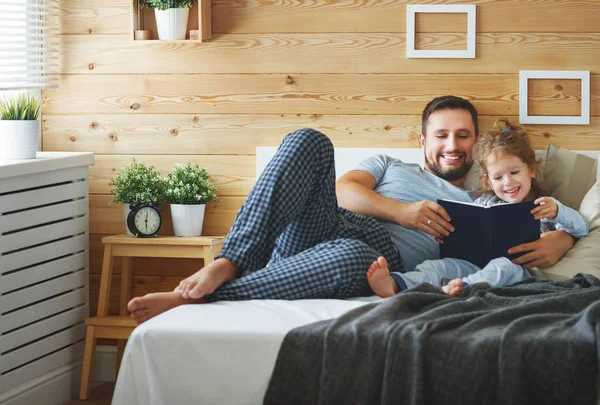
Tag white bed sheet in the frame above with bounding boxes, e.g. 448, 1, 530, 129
112, 297, 379, 405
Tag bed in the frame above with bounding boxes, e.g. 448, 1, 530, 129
112, 144, 600, 405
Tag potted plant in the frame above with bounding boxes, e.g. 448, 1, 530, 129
0, 91, 45, 159
166, 163, 219, 236
139, 0, 198, 40
110, 158, 167, 235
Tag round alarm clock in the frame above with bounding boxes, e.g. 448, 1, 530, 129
126, 203, 162, 237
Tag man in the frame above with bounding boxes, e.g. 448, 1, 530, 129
128, 96, 574, 324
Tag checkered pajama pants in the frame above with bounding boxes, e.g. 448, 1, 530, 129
206, 128, 403, 301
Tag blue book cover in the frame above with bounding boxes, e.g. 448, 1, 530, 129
437, 199, 541, 268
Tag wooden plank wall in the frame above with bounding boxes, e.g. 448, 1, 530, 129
44, 0, 600, 316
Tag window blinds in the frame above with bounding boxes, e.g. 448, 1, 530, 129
0, 0, 58, 90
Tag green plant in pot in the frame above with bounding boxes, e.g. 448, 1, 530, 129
165, 163, 219, 236
0, 91, 45, 159
110, 158, 167, 235
139, 0, 198, 40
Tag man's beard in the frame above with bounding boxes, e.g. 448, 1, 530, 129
424, 153, 473, 182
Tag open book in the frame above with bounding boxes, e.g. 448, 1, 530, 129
437, 199, 541, 268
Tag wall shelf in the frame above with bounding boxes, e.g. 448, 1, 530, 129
130, 0, 212, 42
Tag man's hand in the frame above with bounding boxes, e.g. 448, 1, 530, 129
508, 230, 575, 269
398, 200, 454, 239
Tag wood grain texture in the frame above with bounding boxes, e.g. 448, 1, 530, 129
44, 114, 600, 153
89, 195, 242, 236
89, 235, 204, 276
55, 33, 600, 74
87, 154, 255, 195
43, 73, 600, 116
212, 0, 600, 34
56, 0, 600, 35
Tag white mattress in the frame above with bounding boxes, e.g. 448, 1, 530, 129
112, 297, 379, 405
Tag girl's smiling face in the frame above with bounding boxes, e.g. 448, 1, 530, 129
486, 153, 536, 203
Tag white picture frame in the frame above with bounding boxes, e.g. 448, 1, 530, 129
519, 70, 590, 125
406, 4, 476, 59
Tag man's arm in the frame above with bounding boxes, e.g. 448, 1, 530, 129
336, 170, 453, 238
508, 230, 575, 269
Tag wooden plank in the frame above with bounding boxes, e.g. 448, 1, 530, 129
89, 234, 203, 276
89, 194, 242, 236
54, 33, 600, 74
44, 114, 600, 154
52, 0, 130, 35
57, 0, 600, 34
212, 0, 600, 34
89, 274, 182, 315
43, 73, 600, 116
86, 155, 254, 196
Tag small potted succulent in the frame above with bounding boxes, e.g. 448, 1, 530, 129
110, 158, 167, 235
165, 163, 219, 236
0, 91, 45, 159
139, 0, 198, 40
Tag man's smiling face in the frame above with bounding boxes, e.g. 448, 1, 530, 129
419, 108, 477, 186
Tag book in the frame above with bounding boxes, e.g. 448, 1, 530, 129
437, 199, 541, 268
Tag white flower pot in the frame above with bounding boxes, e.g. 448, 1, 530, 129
123, 204, 134, 236
154, 8, 190, 40
171, 204, 205, 237
0, 120, 40, 159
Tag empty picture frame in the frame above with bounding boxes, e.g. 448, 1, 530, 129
406, 4, 476, 59
519, 70, 590, 125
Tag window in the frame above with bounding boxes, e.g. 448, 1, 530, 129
0, 0, 58, 91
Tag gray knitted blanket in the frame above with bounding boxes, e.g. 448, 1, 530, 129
264, 275, 600, 405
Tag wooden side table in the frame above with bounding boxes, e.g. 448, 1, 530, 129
79, 234, 225, 400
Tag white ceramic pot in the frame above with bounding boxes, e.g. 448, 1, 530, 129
154, 8, 190, 40
0, 120, 40, 159
123, 204, 134, 236
170, 204, 205, 237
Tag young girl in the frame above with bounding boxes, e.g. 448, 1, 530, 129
367, 119, 589, 297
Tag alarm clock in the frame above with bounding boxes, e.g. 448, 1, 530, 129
126, 203, 162, 237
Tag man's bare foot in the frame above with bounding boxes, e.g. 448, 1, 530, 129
441, 278, 463, 296
366, 256, 399, 298
176, 258, 239, 299
127, 291, 204, 324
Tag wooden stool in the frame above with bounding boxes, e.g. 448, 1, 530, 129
79, 234, 225, 400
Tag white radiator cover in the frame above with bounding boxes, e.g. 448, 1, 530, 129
0, 152, 93, 403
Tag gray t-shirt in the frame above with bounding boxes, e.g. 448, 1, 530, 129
357, 154, 473, 272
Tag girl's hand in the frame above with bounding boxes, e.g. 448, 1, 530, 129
531, 197, 558, 220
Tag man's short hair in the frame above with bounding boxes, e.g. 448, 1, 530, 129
421, 96, 479, 137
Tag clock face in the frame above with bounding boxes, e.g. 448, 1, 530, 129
133, 206, 161, 236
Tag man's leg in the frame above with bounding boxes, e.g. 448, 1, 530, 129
462, 257, 531, 288
175, 128, 341, 299
390, 258, 481, 291
206, 238, 380, 301
219, 127, 339, 272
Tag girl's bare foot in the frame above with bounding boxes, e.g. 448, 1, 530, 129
441, 278, 463, 296
127, 291, 204, 325
176, 258, 239, 299
366, 256, 399, 298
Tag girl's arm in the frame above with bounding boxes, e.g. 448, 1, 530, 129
544, 197, 589, 238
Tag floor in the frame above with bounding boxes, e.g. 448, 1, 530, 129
64, 383, 114, 405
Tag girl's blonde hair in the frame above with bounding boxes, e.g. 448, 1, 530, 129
473, 119, 546, 196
